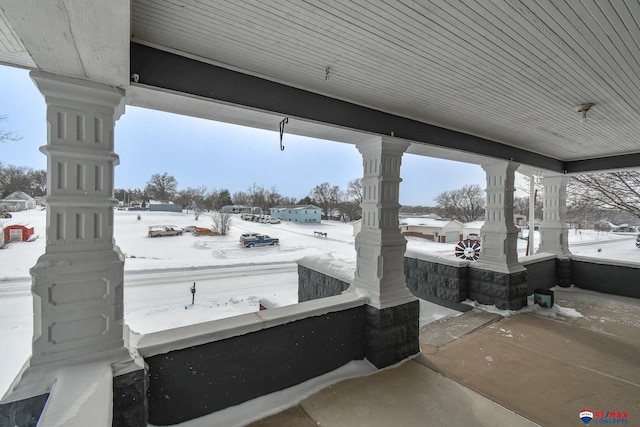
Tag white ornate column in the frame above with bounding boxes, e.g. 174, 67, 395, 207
478, 160, 523, 273
353, 136, 414, 309
29, 71, 127, 366
472, 160, 527, 309
353, 136, 419, 368
536, 174, 572, 287
1, 72, 146, 425
537, 175, 571, 256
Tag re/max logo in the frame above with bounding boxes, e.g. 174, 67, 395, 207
593, 412, 628, 419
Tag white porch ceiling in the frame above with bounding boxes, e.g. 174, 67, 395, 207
128, 0, 640, 165
2, 0, 640, 171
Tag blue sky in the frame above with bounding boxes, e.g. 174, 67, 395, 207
0, 65, 487, 205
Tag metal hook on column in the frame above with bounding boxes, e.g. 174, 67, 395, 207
279, 117, 288, 151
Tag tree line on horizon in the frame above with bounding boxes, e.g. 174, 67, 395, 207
2, 115, 639, 223
132, 172, 366, 221
0, 160, 639, 225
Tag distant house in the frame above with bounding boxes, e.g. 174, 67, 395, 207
400, 217, 464, 243
514, 214, 527, 226
221, 205, 253, 214
128, 201, 144, 210
270, 205, 322, 223
0, 191, 36, 211
463, 221, 484, 239
148, 200, 182, 213
3, 222, 35, 243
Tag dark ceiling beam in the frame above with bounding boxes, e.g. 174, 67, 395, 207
564, 153, 640, 174
130, 42, 566, 172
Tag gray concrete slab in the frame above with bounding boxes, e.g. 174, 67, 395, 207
249, 288, 640, 427
419, 308, 501, 352
298, 360, 537, 427
421, 312, 640, 427
246, 405, 316, 427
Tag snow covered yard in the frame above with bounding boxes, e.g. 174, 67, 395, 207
1, 208, 639, 397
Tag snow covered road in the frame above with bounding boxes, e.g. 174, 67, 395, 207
123, 263, 299, 334
0, 264, 300, 395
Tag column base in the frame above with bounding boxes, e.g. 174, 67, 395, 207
364, 300, 420, 368
1, 348, 147, 427
556, 257, 572, 287
469, 265, 528, 310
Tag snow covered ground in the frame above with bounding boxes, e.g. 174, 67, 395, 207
1, 209, 638, 399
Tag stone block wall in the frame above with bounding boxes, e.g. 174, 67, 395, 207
297, 253, 578, 311
364, 300, 420, 368
404, 256, 468, 305
298, 264, 350, 302
468, 267, 528, 310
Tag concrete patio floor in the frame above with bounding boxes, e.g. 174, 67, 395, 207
249, 287, 640, 426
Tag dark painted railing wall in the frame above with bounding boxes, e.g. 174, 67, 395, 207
298, 253, 640, 307
571, 257, 640, 299
145, 307, 366, 425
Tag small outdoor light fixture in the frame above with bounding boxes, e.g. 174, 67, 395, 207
576, 102, 594, 123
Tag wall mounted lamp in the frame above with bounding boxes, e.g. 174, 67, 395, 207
576, 102, 594, 123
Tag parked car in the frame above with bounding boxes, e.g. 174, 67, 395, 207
193, 227, 218, 236
266, 218, 281, 224
182, 225, 197, 233
0, 212, 12, 218
636, 234, 640, 249
242, 235, 279, 248
148, 226, 183, 237
240, 233, 259, 244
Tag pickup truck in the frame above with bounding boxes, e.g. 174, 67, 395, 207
148, 226, 183, 237
242, 234, 279, 248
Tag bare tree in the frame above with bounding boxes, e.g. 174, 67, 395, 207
435, 184, 485, 222
0, 115, 21, 143
298, 195, 315, 205
513, 196, 542, 220
177, 186, 208, 219
346, 178, 364, 204
569, 171, 640, 220
237, 184, 285, 213
312, 182, 342, 219
215, 188, 233, 210
0, 164, 32, 198
28, 169, 47, 197
211, 211, 232, 235
145, 172, 178, 201
232, 190, 250, 206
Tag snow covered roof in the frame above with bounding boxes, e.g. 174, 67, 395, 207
400, 213, 442, 220
463, 221, 485, 228
271, 204, 321, 211
400, 218, 463, 228
1, 191, 34, 202
3, 222, 34, 229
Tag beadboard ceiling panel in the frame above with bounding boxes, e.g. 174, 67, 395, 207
2, 0, 639, 170
129, 0, 640, 164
